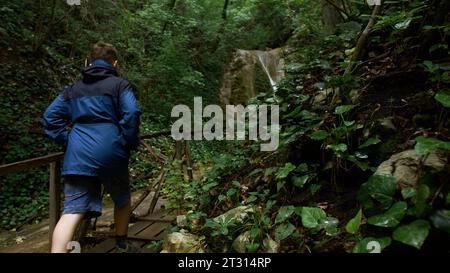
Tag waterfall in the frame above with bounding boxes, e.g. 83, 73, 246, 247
220, 48, 285, 105
255, 50, 279, 92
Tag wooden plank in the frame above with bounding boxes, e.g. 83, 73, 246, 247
48, 161, 61, 247
134, 222, 167, 239
87, 239, 116, 253
136, 217, 174, 223
0, 152, 64, 176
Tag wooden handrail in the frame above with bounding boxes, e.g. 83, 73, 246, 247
0, 152, 64, 177
0, 130, 178, 250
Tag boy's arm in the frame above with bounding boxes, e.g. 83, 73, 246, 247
118, 85, 141, 150
42, 94, 71, 147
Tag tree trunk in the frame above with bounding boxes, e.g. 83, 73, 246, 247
321, 0, 344, 34
161, 0, 177, 35
222, 0, 229, 20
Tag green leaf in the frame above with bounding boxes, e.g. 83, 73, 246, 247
275, 222, 296, 241
415, 184, 430, 217
296, 163, 308, 173
326, 143, 348, 153
318, 217, 339, 236
344, 120, 355, 127
435, 91, 450, 108
300, 207, 327, 228
345, 209, 363, 234
293, 175, 310, 188
352, 237, 392, 253
401, 188, 416, 199
334, 105, 354, 115
429, 210, 450, 234
275, 206, 296, 224
285, 106, 302, 118
275, 163, 296, 179
358, 175, 397, 209
414, 136, 450, 155
226, 188, 237, 197
308, 130, 328, 140
393, 220, 430, 249
359, 137, 381, 149
309, 184, 321, 195
246, 242, 260, 253
367, 202, 407, 228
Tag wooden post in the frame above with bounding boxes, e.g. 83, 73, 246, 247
185, 141, 194, 182
49, 161, 61, 247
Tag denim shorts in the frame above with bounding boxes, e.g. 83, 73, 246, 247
63, 174, 131, 218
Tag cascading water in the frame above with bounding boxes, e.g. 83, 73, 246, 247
220, 48, 285, 105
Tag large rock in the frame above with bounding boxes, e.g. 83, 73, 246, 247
232, 231, 251, 253
213, 206, 254, 224
375, 149, 448, 188
263, 236, 280, 253
160, 230, 206, 253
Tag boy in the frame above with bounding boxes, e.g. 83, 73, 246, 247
43, 42, 141, 253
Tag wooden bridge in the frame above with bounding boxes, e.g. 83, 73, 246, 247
0, 131, 194, 253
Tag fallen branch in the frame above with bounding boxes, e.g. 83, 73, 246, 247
345, 4, 382, 74
140, 140, 167, 163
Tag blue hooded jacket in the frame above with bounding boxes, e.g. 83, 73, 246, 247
43, 59, 141, 177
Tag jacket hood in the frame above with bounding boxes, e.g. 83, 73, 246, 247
82, 59, 118, 83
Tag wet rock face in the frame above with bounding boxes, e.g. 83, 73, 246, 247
375, 149, 448, 189
220, 48, 285, 105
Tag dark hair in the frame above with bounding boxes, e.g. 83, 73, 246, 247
90, 42, 118, 64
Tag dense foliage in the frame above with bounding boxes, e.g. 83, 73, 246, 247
1, 0, 449, 253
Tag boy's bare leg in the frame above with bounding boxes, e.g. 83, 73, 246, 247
114, 200, 131, 236
51, 213, 84, 253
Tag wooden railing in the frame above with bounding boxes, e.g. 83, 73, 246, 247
0, 152, 64, 245
0, 131, 194, 250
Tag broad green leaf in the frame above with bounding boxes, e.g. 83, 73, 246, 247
293, 175, 310, 188
415, 184, 430, 217
344, 120, 355, 127
275, 206, 296, 224
326, 143, 348, 153
300, 207, 327, 228
334, 105, 354, 115
359, 137, 381, 149
429, 210, 450, 234
367, 202, 407, 227
296, 163, 308, 173
284, 106, 302, 118
393, 220, 430, 249
401, 188, 416, 199
347, 155, 369, 171
308, 130, 328, 140
275, 163, 296, 179
275, 222, 296, 241
358, 175, 397, 209
435, 91, 450, 108
319, 217, 339, 236
345, 209, 363, 234
352, 237, 392, 253
414, 136, 450, 155
227, 188, 237, 197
